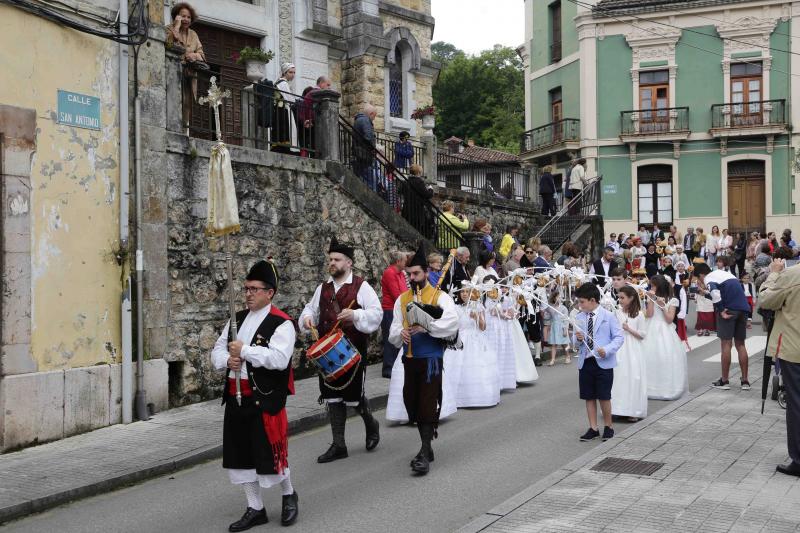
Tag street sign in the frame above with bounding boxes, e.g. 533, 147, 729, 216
57, 90, 101, 130
603, 184, 617, 194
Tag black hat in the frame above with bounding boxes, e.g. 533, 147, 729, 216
328, 236, 354, 261
246, 259, 278, 292
408, 242, 427, 269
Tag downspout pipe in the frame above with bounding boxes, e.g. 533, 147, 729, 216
119, 0, 133, 425
134, 94, 148, 421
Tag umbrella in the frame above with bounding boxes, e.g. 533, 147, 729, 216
200, 78, 243, 405
760, 313, 775, 414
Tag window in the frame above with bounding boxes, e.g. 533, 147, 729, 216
549, 1, 562, 63
389, 45, 404, 118
639, 70, 669, 133
550, 87, 563, 141
446, 174, 461, 190
487, 172, 502, 192
731, 62, 763, 126
637, 165, 672, 226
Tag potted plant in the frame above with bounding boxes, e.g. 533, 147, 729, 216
411, 105, 436, 129
232, 47, 275, 82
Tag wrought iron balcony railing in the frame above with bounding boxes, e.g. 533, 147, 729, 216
711, 99, 787, 130
620, 107, 689, 136
520, 118, 580, 154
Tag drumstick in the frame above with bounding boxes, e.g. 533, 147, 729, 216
330, 299, 357, 332
310, 326, 319, 341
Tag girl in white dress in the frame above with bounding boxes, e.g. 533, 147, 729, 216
504, 294, 538, 383
610, 286, 648, 420
643, 275, 688, 400
453, 288, 500, 407
483, 278, 517, 391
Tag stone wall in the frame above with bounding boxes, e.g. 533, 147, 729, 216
160, 133, 423, 404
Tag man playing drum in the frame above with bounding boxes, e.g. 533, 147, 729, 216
211, 260, 299, 531
299, 237, 383, 463
389, 244, 459, 475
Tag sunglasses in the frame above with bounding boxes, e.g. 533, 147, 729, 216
525, 250, 535, 254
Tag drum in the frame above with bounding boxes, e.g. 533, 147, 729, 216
307, 330, 361, 382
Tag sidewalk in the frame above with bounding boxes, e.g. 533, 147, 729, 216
459, 354, 800, 533
0, 365, 389, 525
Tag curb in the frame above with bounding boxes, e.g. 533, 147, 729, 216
0, 393, 389, 525
455, 356, 761, 533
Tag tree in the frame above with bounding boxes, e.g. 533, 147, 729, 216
431, 41, 464, 67
432, 44, 525, 154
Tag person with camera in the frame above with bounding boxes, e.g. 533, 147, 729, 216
759, 258, 800, 477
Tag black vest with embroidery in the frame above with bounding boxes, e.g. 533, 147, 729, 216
221, 308, 292, 415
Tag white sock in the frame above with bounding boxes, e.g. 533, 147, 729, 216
243, 481, 264, 510
280, 475, 294, 496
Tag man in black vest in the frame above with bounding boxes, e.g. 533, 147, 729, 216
212, 260, 299, 530
299, 237, 383, 463
589, 247, 616, 287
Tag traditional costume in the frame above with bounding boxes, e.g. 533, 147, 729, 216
211, 260, 299, 530
298, 237, 382, 463
272, 63, 299, 154
388, 244, 459, 475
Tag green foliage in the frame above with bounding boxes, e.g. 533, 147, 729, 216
432, 44, 525, 154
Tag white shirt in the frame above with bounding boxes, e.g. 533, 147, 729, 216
211, 304, 296, 380
589, 258, 613, 277
568, 164, 585, 190
472, 265, 498, 284
388, 290, 459, 348
298, 272, 382, 335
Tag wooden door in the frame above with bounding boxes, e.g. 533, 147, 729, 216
728, 176, 765, 234
551, 100, 563, 141
190, 24, 260, 145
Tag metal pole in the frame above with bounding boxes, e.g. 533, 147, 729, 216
225, 233, 242, 405
134, 96, 148, 421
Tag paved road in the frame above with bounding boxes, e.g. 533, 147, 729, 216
5, 320, 766, 533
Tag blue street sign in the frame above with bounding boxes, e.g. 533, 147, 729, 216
57, 90, 101, 130
603, 184, 617, 195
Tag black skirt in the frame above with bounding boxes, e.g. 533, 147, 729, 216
222, 398, 282, 475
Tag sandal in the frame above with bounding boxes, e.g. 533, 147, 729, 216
564, 356, 572, 364
547, 360, 555, 367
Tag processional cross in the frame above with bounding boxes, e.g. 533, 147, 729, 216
198, 76, 232, 143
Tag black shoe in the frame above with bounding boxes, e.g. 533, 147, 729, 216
776, 462, 800, 477
229, 507, 268, 532
280, 491, 299, 526
382, 369, 392, 379
580, 428, 600, 441
317, 443, 348, 463
409, 447, 434, 466
534, 359, 543, 367
602, 426, 614, 441
365, 419, 380, 451
712, 378, 730, 390
410, 452, 430, 475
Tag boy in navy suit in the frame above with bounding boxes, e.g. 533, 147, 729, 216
572, 283, 625, 442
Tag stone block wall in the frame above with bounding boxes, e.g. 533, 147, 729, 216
158, 134, 421, 404
340, 55, 387, 128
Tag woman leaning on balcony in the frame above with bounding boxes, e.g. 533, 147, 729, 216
166, 2, 206, 128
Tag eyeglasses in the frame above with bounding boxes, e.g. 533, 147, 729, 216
525, 250, 535, 254
242, 287, 269, 294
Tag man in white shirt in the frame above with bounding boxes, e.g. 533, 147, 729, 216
590, 247, 616, 287
211, 260, 299, 529
299, 237, 383, 463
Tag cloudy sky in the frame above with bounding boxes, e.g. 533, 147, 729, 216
431, 0, 525, 55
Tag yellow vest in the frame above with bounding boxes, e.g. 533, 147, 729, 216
399, 284, 440, 357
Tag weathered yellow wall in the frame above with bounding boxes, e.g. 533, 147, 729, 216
0, 5, 121, 371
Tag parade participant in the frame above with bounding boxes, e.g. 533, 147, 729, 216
388, 244, 459, 475
573, 283, 624, 442
453, 285, 500, 407
484, 277, 518, 391
643, 275, 688, 400
694, 272, 717, 337
609, 268, 627, 304
673, 275, 689, 349
610, 286, 647, 421
505, 288, 539, 384
544, 291, 570, 366
211, 260, 299, 530
299, 237, 383, 463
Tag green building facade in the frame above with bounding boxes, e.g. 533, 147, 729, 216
520, 0, 799, 238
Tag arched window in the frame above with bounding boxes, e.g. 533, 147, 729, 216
389, 44, 404, 118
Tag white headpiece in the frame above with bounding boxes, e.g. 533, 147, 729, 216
280, 62, 295, 75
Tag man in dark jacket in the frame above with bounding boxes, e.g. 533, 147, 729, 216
539, 166, 557, 216
352, 104, 377, 183
394, 131, 414, 169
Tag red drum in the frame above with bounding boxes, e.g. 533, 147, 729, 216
307, 330, 361, 382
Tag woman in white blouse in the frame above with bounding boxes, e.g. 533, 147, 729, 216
706, 225, 721, 268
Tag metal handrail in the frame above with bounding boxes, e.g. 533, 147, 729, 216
620, 106, 689, 135
520, 118, 580, 153
535, 176, 603, 249
338, 116, 465, 249
711, 98, 787, 129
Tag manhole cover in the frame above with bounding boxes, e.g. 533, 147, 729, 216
590, 457, 664, 476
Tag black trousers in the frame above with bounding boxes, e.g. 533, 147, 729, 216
540, 193, 556, 216
781, 359, 800, 464
403, 358, 443, 425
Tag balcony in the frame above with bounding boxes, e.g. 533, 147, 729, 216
619, 107, 690, 143
710, 99, 789, 139
520, 118, 580, 159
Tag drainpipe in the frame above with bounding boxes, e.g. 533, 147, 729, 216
119, 0, 133, 424
134, 94, 148, 421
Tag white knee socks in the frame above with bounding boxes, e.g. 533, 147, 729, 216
243, 481, 264, 510
280, 475, 294, 496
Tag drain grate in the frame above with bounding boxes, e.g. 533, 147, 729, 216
590, 457, 664, 476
